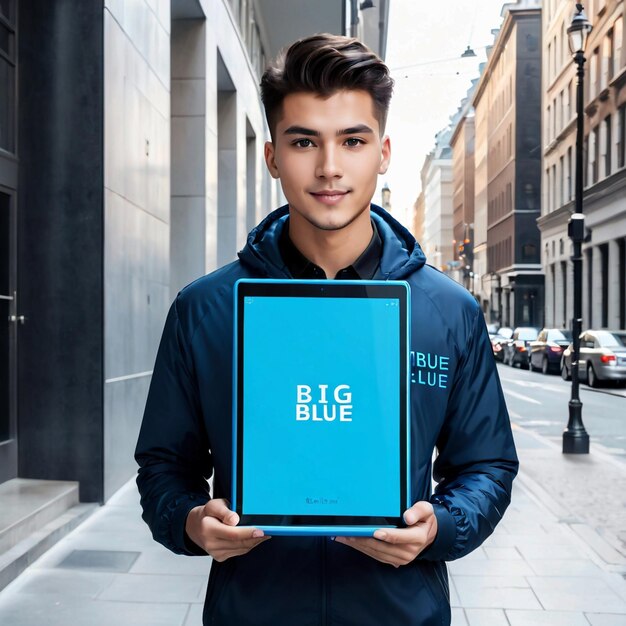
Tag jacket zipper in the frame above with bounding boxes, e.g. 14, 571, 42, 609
320, 537, 328, 626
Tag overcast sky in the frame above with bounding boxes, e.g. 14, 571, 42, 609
381, 0, 509, 225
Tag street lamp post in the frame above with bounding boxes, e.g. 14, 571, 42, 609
563, 3, 592, 455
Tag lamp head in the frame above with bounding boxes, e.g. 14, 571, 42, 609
567, 3, 593, 55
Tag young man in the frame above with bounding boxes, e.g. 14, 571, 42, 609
136, 34, 518, 625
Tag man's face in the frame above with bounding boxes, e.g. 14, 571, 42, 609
264, 90, 391, 233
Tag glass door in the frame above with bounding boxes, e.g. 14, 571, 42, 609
0, 0, 17, 483
0, 188, 17, 483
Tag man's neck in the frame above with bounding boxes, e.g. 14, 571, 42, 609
287, 209, 374, 279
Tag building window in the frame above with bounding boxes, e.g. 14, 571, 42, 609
589, 47, 599, 100
566, 147, 572, 201
547, 104, 552, 141
618, 103, 626, 169
0, 0, 16, 153
548, 42, 552, 81
561, 260, 568, 327
602, 29, 615, 83
617, 239, 626, 328
586, 248, 593, 327
601, 116, 611, 178
522, 243, 536, 262
615, 17, 623, 75
588, 128, 599, 185
559, 155, 564, 206
600, 244, 609, 328
551, 164, 557, 210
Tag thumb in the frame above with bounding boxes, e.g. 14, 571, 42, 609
206, 498, 240, 526
403, 501, 434, 526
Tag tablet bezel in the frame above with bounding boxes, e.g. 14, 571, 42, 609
232, 279, 410, 533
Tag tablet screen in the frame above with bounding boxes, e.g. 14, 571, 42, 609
234, 280, 409, 529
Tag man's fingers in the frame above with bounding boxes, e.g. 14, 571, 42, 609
373, 525, 427, 545
335, 537, 415, 567
211, 535, 271, 551
403, 501, 435, 526
204, 516, 265, 541
204, 499, 239, 526
202, 535, 270, 560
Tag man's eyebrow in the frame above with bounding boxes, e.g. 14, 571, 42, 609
282, 124, 375, 136
336, 124, 374, 135
283, 126, 320, 136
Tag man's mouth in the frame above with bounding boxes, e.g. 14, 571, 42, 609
309, 190, 350, 205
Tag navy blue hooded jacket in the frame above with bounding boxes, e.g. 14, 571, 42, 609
135, 204, 518, 626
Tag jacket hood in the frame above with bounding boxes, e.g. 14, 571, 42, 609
237, 204, 426, 280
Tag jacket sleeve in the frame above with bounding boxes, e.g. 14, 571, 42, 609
135, 297, 212, 556
420, 306, 519, 562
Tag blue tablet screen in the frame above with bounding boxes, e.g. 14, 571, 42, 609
242, 295, 400, 517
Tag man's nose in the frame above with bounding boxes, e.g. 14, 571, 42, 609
315, 145, 343, 178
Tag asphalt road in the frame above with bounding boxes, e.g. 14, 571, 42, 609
496, 361, 626, 460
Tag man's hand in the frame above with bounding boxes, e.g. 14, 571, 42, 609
334, 501, 437, 567
185, 499, 270, 562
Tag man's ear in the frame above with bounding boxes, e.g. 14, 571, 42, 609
264, 141, 280, 179
379, 135, 391, 175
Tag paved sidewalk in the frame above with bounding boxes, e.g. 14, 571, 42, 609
0, 427, 625, 625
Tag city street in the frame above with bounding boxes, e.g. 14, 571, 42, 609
497, 363, 626, 457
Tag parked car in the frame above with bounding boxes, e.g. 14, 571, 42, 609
529, 328, 573, 374
561, 330, 626, 387
491, 327, 513, 362
503, 327, 540, 368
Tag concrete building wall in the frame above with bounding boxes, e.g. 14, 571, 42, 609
101, 0, 276, 500
103, 0, 172, 501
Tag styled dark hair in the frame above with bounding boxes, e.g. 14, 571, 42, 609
260, 33, 394, 139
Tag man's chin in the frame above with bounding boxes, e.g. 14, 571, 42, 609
298, 209, 369, 233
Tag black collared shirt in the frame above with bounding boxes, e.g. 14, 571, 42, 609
279, 219, 382, 280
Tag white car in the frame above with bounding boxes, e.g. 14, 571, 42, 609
561, 330, 626, 387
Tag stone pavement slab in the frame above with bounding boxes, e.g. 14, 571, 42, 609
505, 609, 590, 625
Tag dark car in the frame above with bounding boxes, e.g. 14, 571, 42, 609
561, 330, 626, 387
529, 328, 573, 374
503, 327, 540, 368
491, 327, 513, 362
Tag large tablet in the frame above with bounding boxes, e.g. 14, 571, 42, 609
232, 279, 410, 536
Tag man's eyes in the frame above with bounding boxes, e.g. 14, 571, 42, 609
344, 137, 365, 147
291, 137, 365, 148
292, 138, 315, 148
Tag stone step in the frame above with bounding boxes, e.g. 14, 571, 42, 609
0, 479, 80, 555
0, 478, 98, 592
